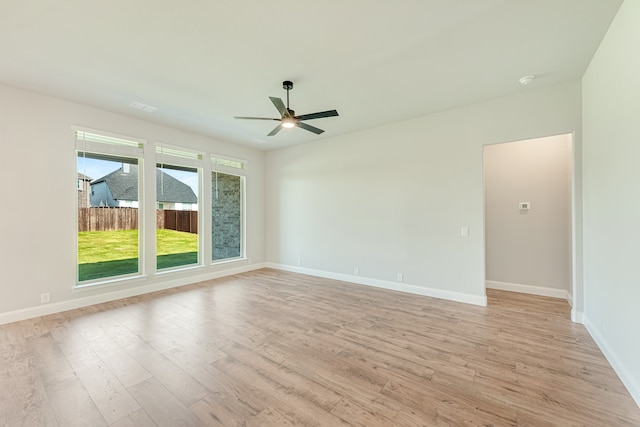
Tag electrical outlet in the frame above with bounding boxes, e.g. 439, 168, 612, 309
296, 259, 301, 266
461, 227, 469, 237
354, 267, 359, 276
397, 273, 403, 282
40, 293, 50, 304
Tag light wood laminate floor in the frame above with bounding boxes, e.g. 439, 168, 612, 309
1, 269, 639, 426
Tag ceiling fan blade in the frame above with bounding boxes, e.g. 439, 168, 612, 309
294, 110, 339, 121
297, 121, 325, 135
234, 116, 280, 121
269, 97, 291, 118
267, 124, 283, 136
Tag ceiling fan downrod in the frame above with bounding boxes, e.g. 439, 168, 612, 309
283, 80, 293, 112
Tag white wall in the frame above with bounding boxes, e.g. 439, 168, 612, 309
484, 134, 572, 296
265, 81, 581, 304
582, 0, 640, 405
0, 84, 265, 320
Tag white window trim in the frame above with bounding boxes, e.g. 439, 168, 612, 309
211, 153, 248, 176
74, 126, 145, 158
74, 126, 146, 286
155, 141, 205, 271
156, 142, 205, 169
74, 128, 251, 289
211, 169, 246, 264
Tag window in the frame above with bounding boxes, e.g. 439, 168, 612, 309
76, 129, 144, 283
212, 155, 245, 261
75, 128, 248, 285
156, 145, 203, 271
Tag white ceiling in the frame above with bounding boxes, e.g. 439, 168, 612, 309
0, 0, 622, 150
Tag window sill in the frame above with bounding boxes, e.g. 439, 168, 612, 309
73, 274, 148, 292
73, 258, 250, 293
156, 263, 204, 276
211, 257, 249, 267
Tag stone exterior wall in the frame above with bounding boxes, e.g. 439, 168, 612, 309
212, 173, 242, 260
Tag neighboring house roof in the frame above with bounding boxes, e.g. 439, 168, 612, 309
91, 164, 197, 203
78, 173, 92, 181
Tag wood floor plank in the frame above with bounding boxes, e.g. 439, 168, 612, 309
381, 377, 518, 426
44, 376, 108, 427
0, 322, 31, 370
245, 406, 297, 427
74, 360, 141, 425
128, 377, 205, 427
222, 341, 344, 410
189, 391, 258, 427
72, 324, 152, 388
1, 269, 639, 426
29, 333, 77, 385
0, 355, 58, 427
330, 397, 400, 427
109, 408, 157, 427
18, 316, 50, 339
116, 332, 210, 407
212, 354, 351, 426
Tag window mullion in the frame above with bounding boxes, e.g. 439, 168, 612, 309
142, 146, 157, 277
201, 159, 213, 264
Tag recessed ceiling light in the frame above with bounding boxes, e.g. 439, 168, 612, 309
252, 138, 265, 144
519, 75, 535, 85
129, 101, 157, 113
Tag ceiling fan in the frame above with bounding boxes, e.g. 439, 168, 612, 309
234, 80, 339, 136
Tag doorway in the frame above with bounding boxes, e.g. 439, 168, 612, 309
483, 134, 574, 304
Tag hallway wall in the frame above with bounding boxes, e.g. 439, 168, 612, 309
484, 134, 572, 298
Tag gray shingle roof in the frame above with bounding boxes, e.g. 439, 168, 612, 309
91, 164, 197, 203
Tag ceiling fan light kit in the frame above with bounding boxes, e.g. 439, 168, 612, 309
281, 117, 296, 128
234, 80, 339, 136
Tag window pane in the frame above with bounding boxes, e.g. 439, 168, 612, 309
156, 165, 199, 270
77, 154, 140, 281
212, 172, 242, 261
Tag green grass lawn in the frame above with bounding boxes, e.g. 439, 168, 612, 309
78, 229, 198, 281
156, 229, 198, 271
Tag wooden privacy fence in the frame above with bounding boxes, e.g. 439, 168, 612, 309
78, 208, 197, 234
78, 207, 138, 232
157, 209, 198, 234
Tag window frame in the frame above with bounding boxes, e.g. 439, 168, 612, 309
74, 127, 146, 287
73, 127, 251, 289
155, 143, 205, 272
211, 154, 247, 264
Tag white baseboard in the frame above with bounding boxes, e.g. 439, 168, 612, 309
265, 263, 487, 306
0, 262, 267, 326
571, 309, 584, 323
485, 280, 570, 301
1, 261, 487, 325
583, 315, 640, 408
